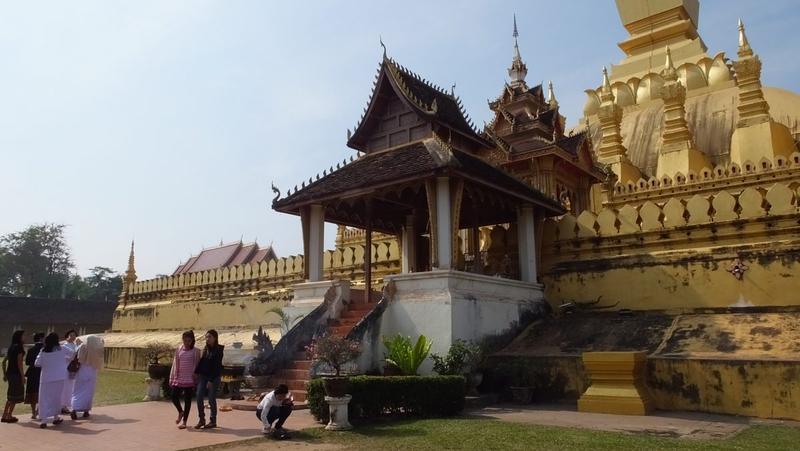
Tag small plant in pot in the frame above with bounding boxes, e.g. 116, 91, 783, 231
305, 334, 361, 397
431, 339, 483, 394
143, 342, 173, 380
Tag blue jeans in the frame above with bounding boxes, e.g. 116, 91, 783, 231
196, 375, 220, 422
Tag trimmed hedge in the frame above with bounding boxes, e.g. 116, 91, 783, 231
308, 375, 466, 422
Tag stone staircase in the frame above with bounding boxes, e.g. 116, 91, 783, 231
266, 289, 378, 404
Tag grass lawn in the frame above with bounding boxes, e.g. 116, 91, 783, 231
1, 368, 146, 415
201, 418, 800, 451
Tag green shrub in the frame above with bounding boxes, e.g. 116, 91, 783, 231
307, 375, 466, 422
431, 339, 482, 375
382, 334, 432, 375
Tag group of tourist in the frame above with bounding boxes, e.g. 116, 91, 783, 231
169, 329, 293, 438
2, 329, 104, 428
4, 328, 293, 438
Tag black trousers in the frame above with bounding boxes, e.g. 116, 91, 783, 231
171, 386, 193, 422
256, 405, 292, 429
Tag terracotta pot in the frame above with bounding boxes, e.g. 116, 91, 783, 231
322, 377, 349, 397
148, 363, 170, 380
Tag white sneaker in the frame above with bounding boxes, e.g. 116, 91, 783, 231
262, 426, 272, 435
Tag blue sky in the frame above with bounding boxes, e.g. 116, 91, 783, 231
2, 0, 798, 279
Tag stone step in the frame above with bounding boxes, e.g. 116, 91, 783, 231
288, 360, 312, 370
329, 325, 352, 336
332, 318, 360, 327
348, 302, 376, 311
277, 369, 310, 380
341, 309, 367, 319
291, 390, 308, 403
285, 379, 309, 391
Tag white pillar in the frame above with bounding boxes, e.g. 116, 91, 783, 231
401, 215, 416, 273
307, 204, 325, 282
436, 177, 452, 269
517, 205, 537, 283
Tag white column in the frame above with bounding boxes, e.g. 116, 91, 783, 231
436, 177, 452, 269
401, 215, 416, 273
307, 204, 325, 282
517, 205, 537, 283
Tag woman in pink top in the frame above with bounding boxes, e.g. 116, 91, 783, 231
169, 331, 201, 429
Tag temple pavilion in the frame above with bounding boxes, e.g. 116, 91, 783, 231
273, 52, 563, 290
271, 50, 564, 355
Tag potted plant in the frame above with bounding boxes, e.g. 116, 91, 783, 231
143, 342, 173, 380
431, 339, 483, 394
305, 334, 361, 397
382, 334, 432, 375
504, 359, 533, 404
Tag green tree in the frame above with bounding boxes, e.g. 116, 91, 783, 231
83, 266, 122, 302
0, 223, 74, 298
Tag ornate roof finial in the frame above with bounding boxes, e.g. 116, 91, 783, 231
508, 14, 527, 86
662, 45, 678, 80
123, 240, 137, 297
379, 35, 387, 58
547, 80, 558, 108
737, 18, 753, 57
602, 66, 611, 91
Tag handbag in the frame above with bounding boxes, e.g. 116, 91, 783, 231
67, 355, 81, 374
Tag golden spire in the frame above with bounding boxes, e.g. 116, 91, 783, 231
507, 14, 528, 86
730, 17, 795, 164
656, 44, 708, 179
661, 46, 678, 81
123, 240, 137, 295
737, 18, 752, 57
599, 67, 614, 103
547, 81, 558, 108
595, 67, 640, 184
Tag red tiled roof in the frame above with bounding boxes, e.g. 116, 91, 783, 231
173, 242, 276, 275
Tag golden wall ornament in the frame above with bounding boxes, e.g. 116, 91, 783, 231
727, 258, 749, 280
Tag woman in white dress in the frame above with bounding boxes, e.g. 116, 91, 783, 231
60, 330, 79, 414
35, 333, 70, 428
70, 335, 103, 419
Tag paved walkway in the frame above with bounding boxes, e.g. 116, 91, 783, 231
3, 401, 796, 450
469, 404, 757, 439
0, 401, 322, 451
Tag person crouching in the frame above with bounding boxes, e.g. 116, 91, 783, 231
256, 384, 293, 439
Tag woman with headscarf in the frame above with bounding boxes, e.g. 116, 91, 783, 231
25, 332, 45, 420
69, 335, 104, 419
2, 330, 25, 424
60, 329, 79, 414
35, 332, 70, 428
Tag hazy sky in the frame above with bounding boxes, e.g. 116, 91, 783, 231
2, 0, 798, 279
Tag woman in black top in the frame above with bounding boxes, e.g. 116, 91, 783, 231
25, 332, 45, 420
2, 330, 26, 424
194, 329, 224, 430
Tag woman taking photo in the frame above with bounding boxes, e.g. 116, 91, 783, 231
169, 331, 200, 429
36, 332, 70, 428
1, 330, 25, 424
194, 329, 223, 430
25, 332, 45, 420
70, 335, 104, 419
